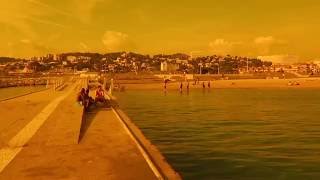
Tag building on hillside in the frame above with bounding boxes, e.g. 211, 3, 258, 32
161, 61, 179, 72
22, 65, 34, 73
53, 54, 58, 61
67, 56, 77, 63
161, 61, 168, 71
175, 59, 188, 64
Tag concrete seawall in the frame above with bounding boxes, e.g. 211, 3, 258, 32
108, 95, 182, 179
112, 107, 181, 180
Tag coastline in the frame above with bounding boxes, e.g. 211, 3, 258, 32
116, 78, 320, 90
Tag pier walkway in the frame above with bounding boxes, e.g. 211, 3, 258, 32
0, 88, 61, 149
0, 80, 179, 179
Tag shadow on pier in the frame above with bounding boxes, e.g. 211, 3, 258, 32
78, 106, 112, 142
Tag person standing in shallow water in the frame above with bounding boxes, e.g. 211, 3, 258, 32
187, 82, 190, 93
164, 79, 169, 94
208, 81, 211, 88
180, 82, 183, 93
202, 82, 206, 89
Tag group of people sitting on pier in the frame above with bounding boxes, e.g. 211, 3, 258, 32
77, 85, 107, 110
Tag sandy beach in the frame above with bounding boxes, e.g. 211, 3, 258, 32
117, 78, 320, 90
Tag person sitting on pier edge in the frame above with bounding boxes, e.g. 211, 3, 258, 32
85, 87, 95, 107
95, 85, 106, 104
77, 88, 89, 109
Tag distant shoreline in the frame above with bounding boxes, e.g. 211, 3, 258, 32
114, 78, 320, 90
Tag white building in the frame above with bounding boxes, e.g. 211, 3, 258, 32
161, 61, 179, 72
161, 61, 168, 71
67, 56, 77, 63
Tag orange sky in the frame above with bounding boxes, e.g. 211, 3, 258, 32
0, 0, 320, 62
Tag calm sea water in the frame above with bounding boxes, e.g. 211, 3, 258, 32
0, 86, 46, 101
115, 89, 320, 180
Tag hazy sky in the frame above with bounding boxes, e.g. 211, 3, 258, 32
1, 0, 320, 60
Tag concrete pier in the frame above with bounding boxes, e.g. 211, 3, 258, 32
0, 88, 62, 149
0, 79, 181, 179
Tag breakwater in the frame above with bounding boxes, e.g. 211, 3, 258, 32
0, 78, 47, 88
0, 77, 69, 89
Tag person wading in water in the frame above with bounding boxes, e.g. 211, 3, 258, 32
164, 79, 169, 91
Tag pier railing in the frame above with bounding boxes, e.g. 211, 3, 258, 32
0, 77, 69, 90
